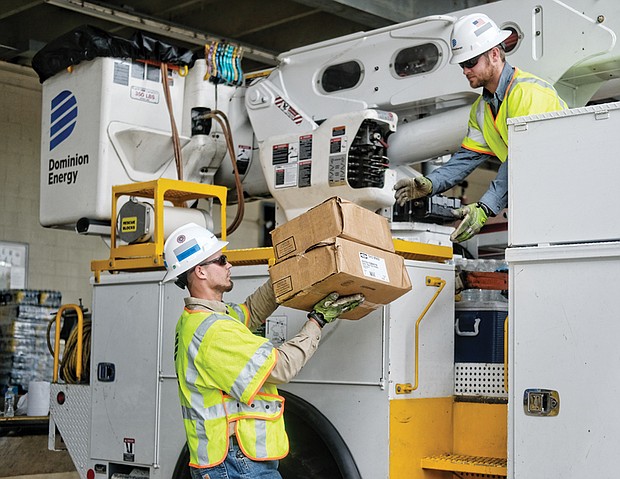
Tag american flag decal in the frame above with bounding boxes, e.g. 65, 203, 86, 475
275, 96, 303, 125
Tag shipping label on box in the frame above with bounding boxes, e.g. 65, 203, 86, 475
358, 252, 390, 282
269, 237, 411, 320
270, 196, 394, 262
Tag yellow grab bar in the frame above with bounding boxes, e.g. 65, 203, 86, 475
52, 304, 84, 383
396, 276, 446, 394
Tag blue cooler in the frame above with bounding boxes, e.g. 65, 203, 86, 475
454, 301, 508, 364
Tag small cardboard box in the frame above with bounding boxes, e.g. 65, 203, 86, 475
269, 237, 411, 320
270, 197, 394, 262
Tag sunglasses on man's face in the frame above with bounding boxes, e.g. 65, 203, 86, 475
459, 53, 483, 70
199, 255, 228, 267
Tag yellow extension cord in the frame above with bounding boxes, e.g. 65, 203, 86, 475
47, 317, 91, 384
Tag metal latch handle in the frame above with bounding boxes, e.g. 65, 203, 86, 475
455, 317, 481, 337
524, 388, 560, 417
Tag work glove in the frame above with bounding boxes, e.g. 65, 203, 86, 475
450, 202, 490, 243
394, 176, 433, 207
308, 292, 365, 328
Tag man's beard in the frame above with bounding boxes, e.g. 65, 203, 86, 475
468, 64, 493, 89
216, 280, 234, 295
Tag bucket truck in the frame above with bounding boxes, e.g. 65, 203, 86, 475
35, 0, 620, 477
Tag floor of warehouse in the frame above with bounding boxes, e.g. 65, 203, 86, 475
9, 475, 79, 479
0, 433, 78, 478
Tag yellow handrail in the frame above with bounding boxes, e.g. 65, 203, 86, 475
396, 276, 446, 394
52, 304, 84, 383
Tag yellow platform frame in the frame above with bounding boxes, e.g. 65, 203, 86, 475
91, 179, 228, 281
91, 179, 453, 281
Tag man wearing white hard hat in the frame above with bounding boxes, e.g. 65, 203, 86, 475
394, 13, 568, 243
164, 223, 363, 479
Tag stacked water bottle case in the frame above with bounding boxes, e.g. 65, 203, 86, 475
0, 289, 62, 393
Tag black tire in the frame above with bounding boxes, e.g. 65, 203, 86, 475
172, 444, 191, 479
279, 390, 361, 479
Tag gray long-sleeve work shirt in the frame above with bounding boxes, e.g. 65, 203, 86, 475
426, 63, 516, 214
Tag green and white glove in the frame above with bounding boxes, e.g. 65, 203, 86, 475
450, 203, 491, 243
308, 292, 365, 328
394, 176, 433, 207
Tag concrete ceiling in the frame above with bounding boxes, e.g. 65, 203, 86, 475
0, 0, 497, 73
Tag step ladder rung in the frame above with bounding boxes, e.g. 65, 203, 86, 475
421, 454, 507, 476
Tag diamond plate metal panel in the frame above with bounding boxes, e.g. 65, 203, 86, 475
49, 383, 91, 478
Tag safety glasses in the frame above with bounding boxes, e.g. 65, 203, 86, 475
199, 255, 228, 267
459, 53, 483, 70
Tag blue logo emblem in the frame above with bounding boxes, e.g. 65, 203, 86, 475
452, 39, 457, 47
50, 90, 77, 151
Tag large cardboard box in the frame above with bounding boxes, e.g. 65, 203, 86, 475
270, 197, 394, 262
269, 237, 411, 320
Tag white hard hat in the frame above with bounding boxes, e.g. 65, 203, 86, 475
450, 13, 511, 65
163, 222, 228, 283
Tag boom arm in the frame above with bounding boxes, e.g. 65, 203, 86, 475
38, 0, 620, 234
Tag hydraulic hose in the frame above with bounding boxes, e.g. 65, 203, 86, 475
204, 109, 246, 236
161, 62, 184, 182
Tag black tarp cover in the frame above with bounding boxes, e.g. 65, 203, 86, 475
32, 25, 196, 83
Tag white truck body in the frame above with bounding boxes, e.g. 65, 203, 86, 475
507, 102, 620, 477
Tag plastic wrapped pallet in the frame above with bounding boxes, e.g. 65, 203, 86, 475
0, 289, 61, 393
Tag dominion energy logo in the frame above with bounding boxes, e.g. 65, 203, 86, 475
50, 90, 77, 151
47, 90, 88, 186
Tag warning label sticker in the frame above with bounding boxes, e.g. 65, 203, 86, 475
298, 161, 312, 187
332, 125, 346, 137
299, 134, 312, 160
123, 438, 135, 462
274, 96, 303, 124
274, 163, 298, 188
272, 144, 289, 165
328, 155, 346, 186
121, 217, 138, 233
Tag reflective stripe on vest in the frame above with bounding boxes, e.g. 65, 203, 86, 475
227, 302, 250, 327
462, 68, 568, 161
229, 342, 273, 400
175, 308, 287, 467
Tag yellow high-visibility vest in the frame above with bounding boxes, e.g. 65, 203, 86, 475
462, 67, 568, 161
175, 306, 289, 467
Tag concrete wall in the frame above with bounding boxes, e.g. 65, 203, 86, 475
0, 62, 109, 309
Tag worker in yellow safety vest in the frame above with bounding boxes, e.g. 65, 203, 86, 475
394, 13, 568, 243
163, 223, 364, 479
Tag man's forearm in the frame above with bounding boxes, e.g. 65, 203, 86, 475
426, 148, 490, 195
268, 321, 322, 384
245, 280, 279, 330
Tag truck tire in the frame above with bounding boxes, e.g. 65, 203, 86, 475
279, 390, 361, 479
172, 444, 191, 479
172, 390, 360, 479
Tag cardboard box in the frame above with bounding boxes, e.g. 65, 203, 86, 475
270, 197, 394, 262
269, 237, 411, 320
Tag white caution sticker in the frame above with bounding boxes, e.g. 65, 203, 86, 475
266, 316, 288, 347
123, 437, 135, 462
274, 163, 298, 188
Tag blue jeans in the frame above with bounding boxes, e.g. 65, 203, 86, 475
190, 440, 282, 479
